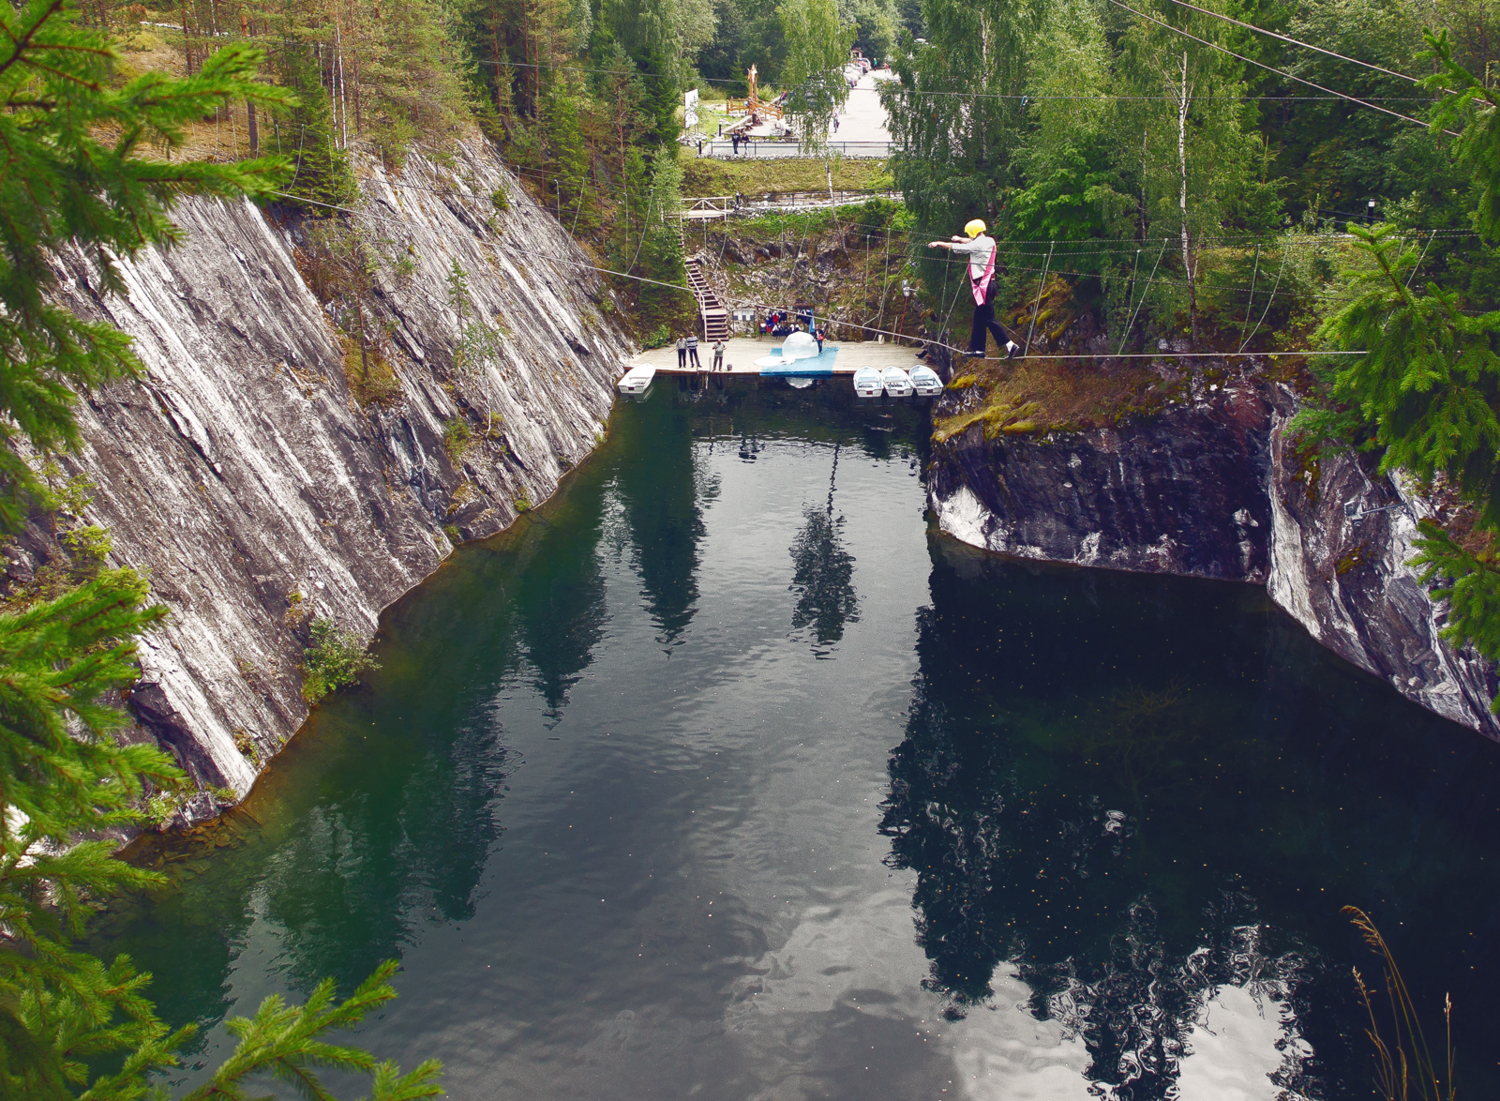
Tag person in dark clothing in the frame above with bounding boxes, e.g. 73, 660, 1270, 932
928, 219, 1020, 358
676, 335, 687, 367
814, 327, 825, 353
686, 333, 702, 368
732, 133, 740, 155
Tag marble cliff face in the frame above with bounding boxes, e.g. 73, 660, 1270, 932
927, 371, 1500, 740
23, 139, 633, 820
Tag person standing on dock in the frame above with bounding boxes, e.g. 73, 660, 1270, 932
712, 338, 726, 371
814, 327, 825, 354
686, 333, 702, 368
927, 219, 1020, 359
676, 335, 688, 368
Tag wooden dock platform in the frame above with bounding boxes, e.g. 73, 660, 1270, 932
628, 337, 927, 378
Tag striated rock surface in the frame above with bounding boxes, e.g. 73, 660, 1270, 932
1265, 399, 1500, 737
36, 139, 632, 816
930, 375, 1500, 739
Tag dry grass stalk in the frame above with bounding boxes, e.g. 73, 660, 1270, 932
1344, 906, 1456, 1101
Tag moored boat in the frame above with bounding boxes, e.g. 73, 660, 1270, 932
910, 365, 943, 396
853, 366, 883, 397
618, 363, 656, 395
881, 366, 914, 398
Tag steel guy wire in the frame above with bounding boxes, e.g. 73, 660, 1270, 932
277, 188, 1370, 361
1101, 0, 1458, 134
1155, 0, 1425, 86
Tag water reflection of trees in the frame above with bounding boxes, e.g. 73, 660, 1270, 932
257, 722, 507, 992
512, 510, 608, 716
788, 443, 859, 653
89, 717, 509, 1038
612, 389, 706, 648
881, 565, 1313, 1099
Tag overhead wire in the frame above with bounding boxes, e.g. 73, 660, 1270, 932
1100, 0, 1457, 134
1156, 0, 1425, 86
274, 188, 1366, 360
337, 174, 1485, 309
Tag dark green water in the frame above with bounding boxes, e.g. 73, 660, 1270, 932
94, 380, 1500, 1100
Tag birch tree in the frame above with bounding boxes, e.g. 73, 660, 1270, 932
1116, 0, 1256, 341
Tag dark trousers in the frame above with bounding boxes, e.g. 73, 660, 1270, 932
969, 294, 1014, 356
688, 347, 701, 367
713, 354, 724, 370
677, 348, 687, 367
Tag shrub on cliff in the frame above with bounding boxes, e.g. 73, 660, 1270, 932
302, 618, 382, 703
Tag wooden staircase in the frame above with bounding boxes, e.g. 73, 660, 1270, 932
686, 258, 730, 342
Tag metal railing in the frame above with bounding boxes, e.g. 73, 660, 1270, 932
693, 139, 893, 160
680, 190, 902, 220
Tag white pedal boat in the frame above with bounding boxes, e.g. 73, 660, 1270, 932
756, 331, 838, 376
853, 366, 883, 397
910, 364, 944, 396
881, 366, 914, 398
618, 363, 656, 394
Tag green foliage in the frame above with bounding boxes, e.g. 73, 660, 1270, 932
635, 152, 696, 331
445, 260, 502, 378
273, 43, 357, 210
443, 417, 474, 462
0, 3, 291, 530
1410, 521, 1500, 698
1300, 225, 1500, 523
514, 493, 533, 513
1424, 29, 1500, 243
0, 11, 440, 1100
301, 618, 380, 703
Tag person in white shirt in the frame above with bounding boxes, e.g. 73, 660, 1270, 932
928, 219, 1020, 358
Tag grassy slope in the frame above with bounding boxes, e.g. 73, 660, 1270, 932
679, 149, 893, 199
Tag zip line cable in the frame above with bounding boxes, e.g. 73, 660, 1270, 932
1101, 0, 1457, 134
311, 161, 1499, 312
273, 189, 1365, 361
1156, 0, 1426, 86
278, 178, 1474, 310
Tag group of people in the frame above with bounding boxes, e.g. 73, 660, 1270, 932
675, 334, 729, 371
759, 309, 820, 338
927, 219, 1022, 360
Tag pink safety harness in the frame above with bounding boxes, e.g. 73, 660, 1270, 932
971, 239, 996, 305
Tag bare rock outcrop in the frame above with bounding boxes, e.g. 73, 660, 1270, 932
929, 375, 1500, 739
35, 139, 632, 812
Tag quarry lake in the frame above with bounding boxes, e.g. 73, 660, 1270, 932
96, 380, 1500, 1099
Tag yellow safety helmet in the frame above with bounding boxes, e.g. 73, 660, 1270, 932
964, 219, 987, 238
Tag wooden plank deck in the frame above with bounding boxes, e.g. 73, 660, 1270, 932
629, 337, 929, 377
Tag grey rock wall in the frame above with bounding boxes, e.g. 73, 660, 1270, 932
929, 381, 1273, 582
929, 376, 1500, 739
38, 138, 633, 816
